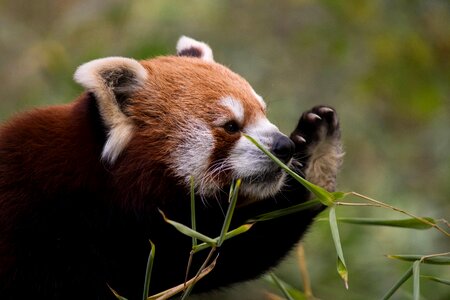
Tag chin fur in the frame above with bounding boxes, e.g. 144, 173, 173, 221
193, 162, 289, 205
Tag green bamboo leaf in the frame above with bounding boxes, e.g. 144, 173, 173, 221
158, 209, 217, 245
218, 179, 242, 247
244, 134, 335, 206
108, 284, 129, 300
247, 198, 321, 223
337, 217, 436, 229
222, 223, 254, 240
332, 191, 347, 200
421, 275, 450, 286
269, 273, 296, 300
382, 265, 413, 300
329, 206, 348, 289
337, 258, 348, 289
387, 255, 450, 265
193, 224, 254, 253
142, 240, 155, 300
412, 260, 421, 300
264, 274, 307, 300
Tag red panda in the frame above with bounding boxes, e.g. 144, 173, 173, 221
0, 36, 343, 299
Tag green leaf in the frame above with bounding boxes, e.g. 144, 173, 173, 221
269, 273, 296, 300
193, 224, 254, 253
158, 209, 217, 245
108, 284, 129, 300
247, 198, 321, 223
387, 255, 450, 265
421, 275, 450, 286
217, 179, 242, 247
332, 191, 347, 200
264, 274, 307, 300
142, 240, 155, 300
412, 260, 421, 300
382, 265, 413, 300
336, 217, 436, 229
337, 258, 348, 289
244, 134, 335, 206
222, 223, 254, 240
329, 206, 348, 289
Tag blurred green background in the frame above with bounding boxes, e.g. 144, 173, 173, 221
1, 0, 449, 299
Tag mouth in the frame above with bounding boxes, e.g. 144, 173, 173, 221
240, 167, 284, 185
236, 167, 287, 201
201, 158, 289, 200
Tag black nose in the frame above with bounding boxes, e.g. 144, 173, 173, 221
271, 134, 295, 163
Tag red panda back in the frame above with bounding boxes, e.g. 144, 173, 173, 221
0, 94, 106, 197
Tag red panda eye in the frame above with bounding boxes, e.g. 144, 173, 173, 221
223, 121, 240, 134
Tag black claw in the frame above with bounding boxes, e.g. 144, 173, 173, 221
291, 134, 306, 145
306, 113, 322, 122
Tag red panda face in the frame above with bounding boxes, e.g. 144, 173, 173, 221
74, 37, 294, 202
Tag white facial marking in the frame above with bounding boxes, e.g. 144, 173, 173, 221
251, 88, 266, 110
244, 117, 279, 146
227, 115, 288, 199
171, 120, 215, 192
220, 97, 245, 124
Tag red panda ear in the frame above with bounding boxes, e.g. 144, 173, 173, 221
176, 36, 214, 62
74, 57, 147, 104
74, 57, 148, 163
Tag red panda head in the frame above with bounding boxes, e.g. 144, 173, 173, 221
74, 36, 294, 202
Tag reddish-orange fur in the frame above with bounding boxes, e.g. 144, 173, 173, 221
122, 56, 267, 192
0, 44, 341, 299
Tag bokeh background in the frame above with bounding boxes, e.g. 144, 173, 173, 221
1, 0, 449, 299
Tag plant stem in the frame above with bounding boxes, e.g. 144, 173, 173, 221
298, 243, 314, 299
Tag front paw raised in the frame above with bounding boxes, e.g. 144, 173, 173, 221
290, 106, 340, 152
290, 106, 343, 192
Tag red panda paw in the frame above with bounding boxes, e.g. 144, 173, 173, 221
289, 106, 343, 192
290, 106, 339, 148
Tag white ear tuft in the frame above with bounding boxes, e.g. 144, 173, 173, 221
101, 124, 134, 163
74, 57, 148, 164
176, 36, 214, 62
74, 57, 147, 93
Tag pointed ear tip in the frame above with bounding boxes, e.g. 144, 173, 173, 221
176, 36, 214, 61
176, 36, 197, 51
177, 35, 190, 42
73, 62, 94, 87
